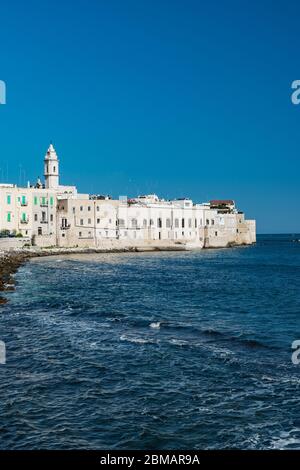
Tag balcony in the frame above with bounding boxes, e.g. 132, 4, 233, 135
60, 224, 71, 230
40, 220, 48, 224
21, 202, 28, 207
40, 203, 48, 207
20, 219, 29, 224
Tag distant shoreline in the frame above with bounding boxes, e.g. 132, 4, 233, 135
0, 240, 256, 304
0, 245, 188, 304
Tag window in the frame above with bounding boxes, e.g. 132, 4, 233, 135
88, 206, 91, 211
97, 219, 100, 224
157, 218, 162, 228
72, 207, 75, 214
38, 227, 42, 235
88, 231, 91, 237
80, 206, 83, 211
188, 218, 192, 228
53, 166, 56, 173
175, 218, 179, 228
97, 206, 99, 212
166, 218, 171, 228
195, 219, 197, 228
7, 212, 11, 222
50, 196, 54, 206
215, 231, 218, 236
182, 218, 185, 228
21, 213, 26, 222
211, 219, 215, 225
118, 219, 125, 228
34, 196, 38, 205
131, 218, 138, 228
21, 195, 26, 205
34, 214, 38, 222
7, 195, 11, 205
50, 214, 53, 222
206, 219, 209, 225
88, 218, 91, 224
143, 219, 147, 228
79, 232, 82, 237
80, 219, 83, 225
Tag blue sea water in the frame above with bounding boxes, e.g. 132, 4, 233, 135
0, 234, 300, 450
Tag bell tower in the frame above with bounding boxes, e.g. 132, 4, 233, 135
44, 143, 59, 189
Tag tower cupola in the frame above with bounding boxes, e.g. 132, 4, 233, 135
44, 143, 59, 189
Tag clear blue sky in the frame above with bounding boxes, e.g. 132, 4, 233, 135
0, 0, 299, 233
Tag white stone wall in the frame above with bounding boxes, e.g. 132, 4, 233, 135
55, 197, 256, 249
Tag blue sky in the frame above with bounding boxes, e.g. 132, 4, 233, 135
0, 0, 299, 233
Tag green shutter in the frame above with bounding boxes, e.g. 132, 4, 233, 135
22, 195, 26, 205
7, 195, 11, 205
34, 196, 38, 205
50, 196, 54, 206
7, 213, 11, 222
22, 213, 26, 222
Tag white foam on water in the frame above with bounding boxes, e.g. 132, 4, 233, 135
120, 334, 157, 345
169, 338, 188, 346
150, 322, 161, 329
271, 430, 300, 449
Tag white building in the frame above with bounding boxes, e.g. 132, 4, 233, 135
0, 144, 256, 249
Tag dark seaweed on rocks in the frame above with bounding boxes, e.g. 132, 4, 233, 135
0, 252, 29, 304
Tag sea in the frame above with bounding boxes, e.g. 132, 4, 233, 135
0, 234, 299, 450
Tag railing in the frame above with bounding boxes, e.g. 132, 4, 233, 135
21, 202, 28, 206
60, 224, 71, 230
40, 203, 48, 207
20, 219, 29, 224
40, 220, 48, 224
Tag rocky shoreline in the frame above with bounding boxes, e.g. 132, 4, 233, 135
0, 252, 29, 304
